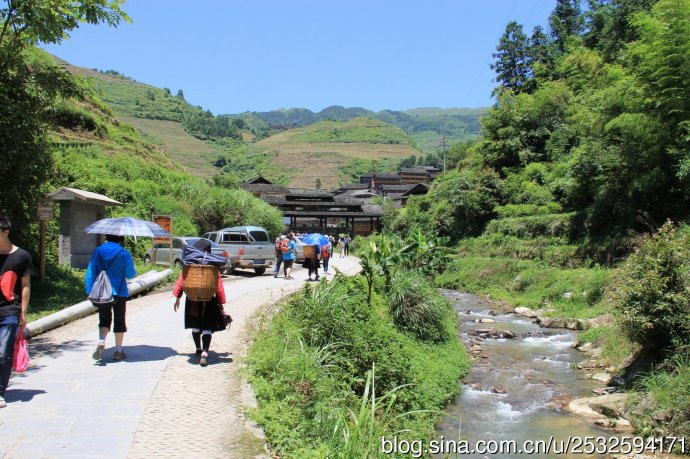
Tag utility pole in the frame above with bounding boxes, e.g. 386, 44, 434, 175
439, 136, 448, 173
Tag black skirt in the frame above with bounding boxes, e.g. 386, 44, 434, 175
302, 258, 321, 270
183, 295, 226, 332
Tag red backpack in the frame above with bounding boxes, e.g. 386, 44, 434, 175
281, 238, 290, 253
321, 244, 330, 259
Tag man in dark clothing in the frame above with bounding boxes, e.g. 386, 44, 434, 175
0, 216, 33, 408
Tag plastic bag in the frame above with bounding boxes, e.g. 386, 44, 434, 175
13, 327, 29, 373
223, 313, 233, 330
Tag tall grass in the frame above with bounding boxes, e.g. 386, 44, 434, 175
632, 352, 690, 442
328, 366, 423, 458
246, 275, 469, 458
386, 270, 454, 343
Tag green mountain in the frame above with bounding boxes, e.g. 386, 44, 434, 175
63, 62, 446, 187
225, 105, 486, 153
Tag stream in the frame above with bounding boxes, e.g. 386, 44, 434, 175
436, 290, 618, 458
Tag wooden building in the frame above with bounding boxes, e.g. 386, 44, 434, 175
239, 176, 290, 197
399, 167, 433, 184
240, 178, 383, 235
262, 188, 383, 235
359, 173, 402, 186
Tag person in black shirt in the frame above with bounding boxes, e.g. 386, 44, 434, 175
0, 216, 33, 408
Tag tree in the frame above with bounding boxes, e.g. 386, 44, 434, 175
0, 0, 129, 251
583, 0, 657, 62
525, 25, 555, 88
548, 0, 584, 53
491, 21, 530, 93
176, 89, 185, 100
315, 178, 322, 189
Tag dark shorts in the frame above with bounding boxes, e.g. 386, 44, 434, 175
283, 259, 294, 269
97, 296, 127, 333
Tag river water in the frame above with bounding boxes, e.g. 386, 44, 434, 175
436, 291, 618, 459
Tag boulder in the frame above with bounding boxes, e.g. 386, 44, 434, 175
591, 372, 613, 384
568, 393, 629, 419
514, 307, 538, 318
576, 359, 602, 370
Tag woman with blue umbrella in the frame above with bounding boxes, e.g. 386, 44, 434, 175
301, 233, 328, 281
83, 217, 169, 362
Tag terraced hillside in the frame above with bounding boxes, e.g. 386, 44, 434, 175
248, 118, 421, 188
63, 62, 224, 178
61, 61, 430, 187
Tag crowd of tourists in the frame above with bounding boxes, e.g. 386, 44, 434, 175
272, 232, 352, 281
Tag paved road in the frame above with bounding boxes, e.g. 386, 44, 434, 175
0, 256, 361, 458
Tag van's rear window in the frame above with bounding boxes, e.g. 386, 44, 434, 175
249, 231, 269, 242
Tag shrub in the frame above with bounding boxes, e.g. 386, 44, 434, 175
631, 352, 690, 442
385, 270, 454, 343
613, 221, 690, 354
247, 274, 468, 458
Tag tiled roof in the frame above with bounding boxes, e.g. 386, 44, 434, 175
281, 206, 384, 218
399, 168, 430, 174
337, 184, 370, 191
286, 188, 335, 198
380, 184, 416, 192
360, 173, 401, 179
48, 187, 123, 206
240, 183, 290, 194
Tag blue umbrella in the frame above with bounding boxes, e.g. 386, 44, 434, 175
84, 217, 170, 240
302, 233, 329, 247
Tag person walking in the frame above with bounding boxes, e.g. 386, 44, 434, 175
343, 235, 351, 256
85, 234, 136, 362
304, 246, 320, 281
0, 216, 32, 409
282, 232, 296, 280
338, 236, 345, 258
321, 238, 333, 275
173, 239, 227, 367
273, 234, 285, 278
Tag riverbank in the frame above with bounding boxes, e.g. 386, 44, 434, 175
435, 248, 689, 456
245, 272, 469, 458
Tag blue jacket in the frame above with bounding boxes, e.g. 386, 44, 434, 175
282, 240, 297, 261
85, 242, 136, 297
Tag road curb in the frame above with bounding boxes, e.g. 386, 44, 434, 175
25, 269, 172, 339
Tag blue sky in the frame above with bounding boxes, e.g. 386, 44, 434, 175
42, 0, 556, 115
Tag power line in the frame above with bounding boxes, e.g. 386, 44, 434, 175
463, 0, 520, 107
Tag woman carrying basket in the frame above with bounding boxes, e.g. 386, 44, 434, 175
172, 239, 228, 366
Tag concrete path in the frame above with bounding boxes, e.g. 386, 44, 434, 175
0, 256, 361, 458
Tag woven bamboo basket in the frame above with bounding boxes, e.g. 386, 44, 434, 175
303, 244, 318, 258
182, 265, 219, 301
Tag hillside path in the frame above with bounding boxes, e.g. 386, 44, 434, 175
0, 256, 361, 458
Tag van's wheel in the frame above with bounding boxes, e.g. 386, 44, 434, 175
144, 255, 151, 266
174, 260, 183, 269
224, 266, 235, 275
254, 268, 266, 276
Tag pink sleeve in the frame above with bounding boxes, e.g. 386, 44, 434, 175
172, 273, 184, 298
216, 273, 227, 305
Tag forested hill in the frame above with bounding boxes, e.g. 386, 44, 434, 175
224, 106, 486, 153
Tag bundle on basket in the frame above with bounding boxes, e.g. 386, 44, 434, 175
182, 264, 219, 301
303, 244, 318, 259
173, 239, 230, 366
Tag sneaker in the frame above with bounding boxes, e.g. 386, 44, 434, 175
273, 272, 278, 278
199, 352, 208, 367
113, 351, 127, 361
0, 396, 6, 408
92, 342, 105, 360
315, 275, 320, 281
